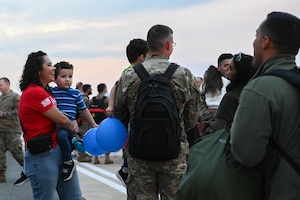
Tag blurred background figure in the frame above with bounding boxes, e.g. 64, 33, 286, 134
0, 77, 24, 183
195, 77, 203, 89
90, 83, 113, 165
75, 82, 83, 94
201, 65, 225, 115
77, 84, 93, 162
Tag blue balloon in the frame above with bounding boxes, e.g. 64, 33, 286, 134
96, 118, 127, 152
83, 128, 105, 156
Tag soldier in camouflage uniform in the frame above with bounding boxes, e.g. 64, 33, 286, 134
0, 77, 24, 182
77, 84, 93, 162
114, 25, 200, 200
92, 83, 114, 165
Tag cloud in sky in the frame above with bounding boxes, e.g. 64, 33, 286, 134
0, 0, 299, 94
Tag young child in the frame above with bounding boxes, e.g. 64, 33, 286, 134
105, 38, 148, 188
52, 61, 97, 181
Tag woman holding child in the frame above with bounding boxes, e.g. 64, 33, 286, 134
18, 51, 82, 200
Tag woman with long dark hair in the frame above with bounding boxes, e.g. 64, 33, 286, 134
206, 53, 256, 133
201, 65, 225, 114
18, 51, 82, 200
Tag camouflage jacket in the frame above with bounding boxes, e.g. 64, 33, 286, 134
114, 55, 200, 154
78, 94, 91, 134
0, 90, 22, 132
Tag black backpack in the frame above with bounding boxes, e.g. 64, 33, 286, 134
89, 96, 107, 124
129, 63, 181, 161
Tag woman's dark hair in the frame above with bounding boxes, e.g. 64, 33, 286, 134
227, 53, 256, 91
202, 65, 223, 96
19, 51, 47, 91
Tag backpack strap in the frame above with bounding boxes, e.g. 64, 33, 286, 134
91, 96, 96, 104
263, 66, 300, 176
134, 64, 149, 80
264, 66, 300, 87
269, 137, 300, 176
163, 63, 179, 80
134, 62, 179, 81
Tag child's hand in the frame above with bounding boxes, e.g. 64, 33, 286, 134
105, 105, 114, 117
71, 120, 79, 133
91, 123, 98, 128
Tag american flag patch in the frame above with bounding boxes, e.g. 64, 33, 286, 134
41, 97, 51, 107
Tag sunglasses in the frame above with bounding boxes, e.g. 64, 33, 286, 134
234, 52, 242, 62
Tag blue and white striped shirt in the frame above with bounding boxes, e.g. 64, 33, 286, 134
51, 87, 86, 120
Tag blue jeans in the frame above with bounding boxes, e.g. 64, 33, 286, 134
56, 127, 72, 161
123, 155, 128, 168
24, 145, 82, 200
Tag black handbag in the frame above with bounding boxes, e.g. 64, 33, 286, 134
26, 134, 52, 154
25, 123, 56, 154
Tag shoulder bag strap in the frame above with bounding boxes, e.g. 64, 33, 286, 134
269, 137, 300, 176
263, 66, 300, 176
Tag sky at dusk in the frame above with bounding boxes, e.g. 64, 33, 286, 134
0, 0, 299, 94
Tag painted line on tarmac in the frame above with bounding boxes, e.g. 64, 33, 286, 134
76, 165, 126, 194
77, 162, 118, 180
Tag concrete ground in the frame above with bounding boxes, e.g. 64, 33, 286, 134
1, 151, 126, 200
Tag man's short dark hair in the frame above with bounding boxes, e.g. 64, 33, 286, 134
76, 82, 83, 89
217, 53, 233, 66
260, 11, 300, 55
97, 83, 106, 93
0, 77, 10, 84
147, 25, 173, 52
126, 39, 148, 63
54, 61, 73, 79
83, 84, 91, 93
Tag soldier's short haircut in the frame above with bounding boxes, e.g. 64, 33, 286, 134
217, 53, 233, 66
76, 82, 83, 90
260, 11, 300, 55
97, 83, 106, 93
0, 77, 10, 85
83, 84, 91, 93
147, 24, 173, 52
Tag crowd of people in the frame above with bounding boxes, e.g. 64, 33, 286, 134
0, 11, 299, 200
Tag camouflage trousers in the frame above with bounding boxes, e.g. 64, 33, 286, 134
127, 153, 187, 200
0, 131, 24, 171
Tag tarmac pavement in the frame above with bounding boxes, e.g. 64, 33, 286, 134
0, 151, 126, 200
0, 152, 33, 200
